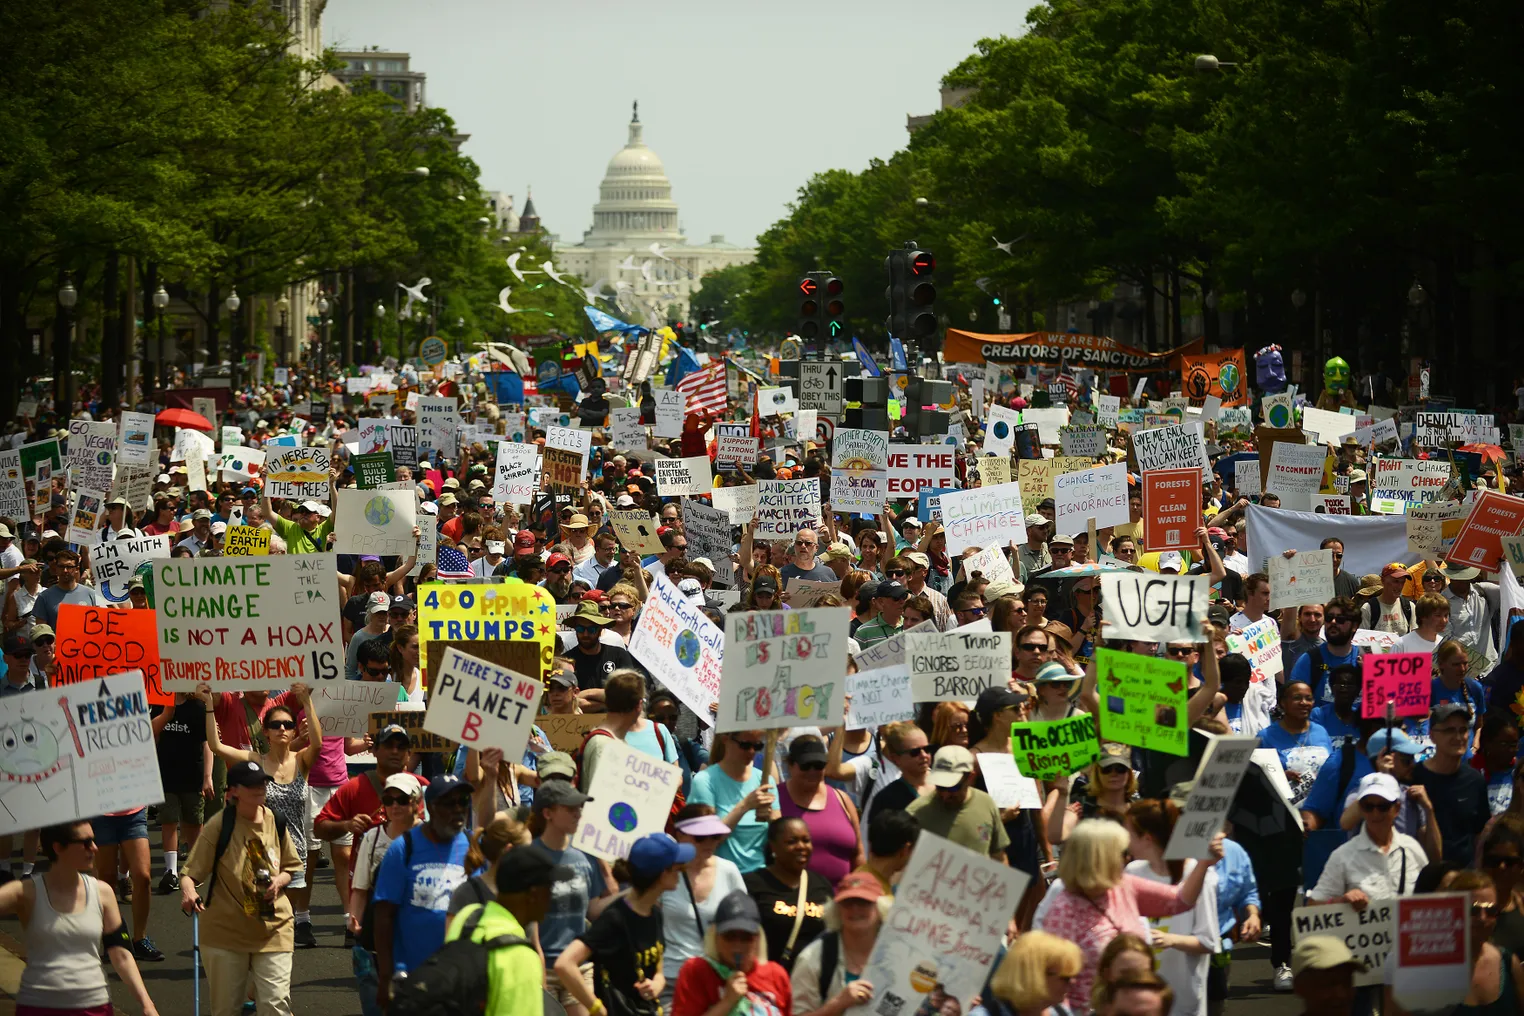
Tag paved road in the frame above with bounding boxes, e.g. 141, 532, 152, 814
0, 833, 1303, 1016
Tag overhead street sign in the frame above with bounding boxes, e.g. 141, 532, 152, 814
799, 361, 843, 415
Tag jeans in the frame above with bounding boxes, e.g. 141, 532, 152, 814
352, 946, 383, 1016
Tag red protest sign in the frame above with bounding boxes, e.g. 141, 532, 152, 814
55, 604, 168, 705
1446, 490, 1524, 573
1361, 651, 1431, 718
1140, 468, 1202, 552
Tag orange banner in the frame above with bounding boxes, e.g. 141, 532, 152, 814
943, 330, 1203, 372
1180, 349, 1249, 406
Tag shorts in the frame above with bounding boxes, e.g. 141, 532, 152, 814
17, 1004, 114, 1016
548, 961, 594, 1010
308, 785, 351, 848
158, 791, 205, 826
91, 810, 148, 847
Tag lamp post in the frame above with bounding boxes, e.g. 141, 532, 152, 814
56, 275, 78, 411
372, 299, 385, 363
276, 293, 290, 367
153, 284, 170, 393
317, 295, 331, 372
225, 288, 242, 386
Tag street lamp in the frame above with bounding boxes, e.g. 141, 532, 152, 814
276, 293, 290, 367
225, 289, 241, 314
1194, 54, 1237, 72
372, 299, 385, 363
413, 166, 430, 178
154, 284, 170, 391
56, 275, 78, 409
226, 288, 242, 384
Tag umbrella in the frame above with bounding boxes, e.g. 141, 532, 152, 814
1031, 557, 1135, 580
1458, 443, 1507, 464
155, 407, 213, 431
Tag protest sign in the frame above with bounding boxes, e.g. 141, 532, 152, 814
907, 630, 1012, 701
117, 411, 155, 467
540, 446, 583, 494
962, 544, 1015, 587
545, 425, 592, 476
654, 454, 713, 497
1021, 406, 1068, 445
1406, 499, 1466, 556
218, 445, 265, 484
608, 407, 646, 450
611, 510, 664, 555
0, 672, 164, 837
1009, 714, 1101, 779
415, 396, 459, 456
1269, 548, 1336, 610
539, 712, 603, 752
1392, 894, 1471, 1012
491, 442, 539, 506
714, 423, 757, 471
983, 404, 1019, 459
1237, 616, 1285, 684
336, 488, 416, 558
1100, 572, 1209, 642
264, 447, 329, 500
715, 607, 849, 733
1055, 462, 1128, 534
19, 437, 61, 481
975, 752, 1043, 809
1264, 441, 1326, 513
67, 420, 116, 490
1447, 490, 1524, 572
352, 451, 395, 489
224, 525, 271, 556
1234, 457, 1262, 497
937, 480, 1026, 556
67, 489, 105, 545
1301, 406, 1359, 444
845, 664, 915, 729
306, 680, 397, 738
1164, 734, 1258, 859
831, 428, 889, 513
852, 620, 936, 672
1140, 467, 1202, 553
1503, 535, 1524, 581
629, 574, 724, 724
416, 582, 557, 681
711, 484, 758, 525
0, 450, 25, 519
755, 477, 823, 538
1133, 425, 1207, 476
653, 388, 687, 439
54, 605, 166, 704
1370, 457, 1452, 514
156, 555, 343, 690
424, 647, 541, 761
783, 579, 841, 608
860, 837, 1029, 1016
681, 500, 735, 586
1362, 652, 1432, 717
574, 735, 683, 861
976, 455, 1010, 487
1093, 647, 1190, 755
886, 447, 956, 499
370, 708, 451, 752
1015, 458, 1055, 505
1059, 424, 1107, 458
1313, 494, 1352, 514
90, 534, 171, 606
1292, 901, 1393, 987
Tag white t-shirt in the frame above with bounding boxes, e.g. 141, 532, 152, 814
1125, 860, 1219, 1016
1372, 597, 1413, 635
1396, 631, 1441, 656
0, 544, 22, 571
352, 823, 401, 893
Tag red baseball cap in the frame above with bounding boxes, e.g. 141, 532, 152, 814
513, 531, 536, 550
580, 589, 606, 603
546, 552, 572, 569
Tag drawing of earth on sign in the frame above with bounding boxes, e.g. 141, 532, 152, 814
609, 802, 638, 832
1267, 403, 1292, 427
991, 420, 1010, 440
1219, 361, 1242, 398
674, 630, 701, 668
363, 497, 396, 527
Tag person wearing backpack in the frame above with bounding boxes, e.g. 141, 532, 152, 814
1359, 564, 1418, 635
179, 760, 303, 1016
346, 773, 422, 1016
372, 774, 474, 1012
577, 669, 681, 792
1288, 597, 1364, 703
789, 871, 886, 1016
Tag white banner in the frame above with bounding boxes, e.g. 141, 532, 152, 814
116, 412, 156, 467
492, 442, 540, 507
962, 544, 1015, 587
91, 534, 172, 606
1245, 503, 1417, 578
715, 607, 850, 733
907, 630, 1013, 701
754, 477, 822, 538
424, 647, 540, 761
336, 488, 417, 558
67, 419, 116, 490
1301, 406, 1359, 444
1100, 572, 1210, 642
654, 454, 713, 497
1055, 462, 1129, 533
937, 480, 1027, 555
629, 574, 724, 726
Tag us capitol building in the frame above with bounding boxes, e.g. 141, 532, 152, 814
553, 103, 755, 325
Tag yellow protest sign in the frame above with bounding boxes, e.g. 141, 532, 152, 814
223, 525, 271, 556
1017, 458, 1056, 502
417, 581, 557, 681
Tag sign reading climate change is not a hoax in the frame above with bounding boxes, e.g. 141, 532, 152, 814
715, 608, 849, 733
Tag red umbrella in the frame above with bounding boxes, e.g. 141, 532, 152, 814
155, 407, 213, 431
1459, 443, 1507, 464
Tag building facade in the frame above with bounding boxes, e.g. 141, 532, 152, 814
332, 48, 427, 112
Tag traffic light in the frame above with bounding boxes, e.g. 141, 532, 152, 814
884, 243, 938, 353
822, 277, 845, 339
797, 275, 822, 341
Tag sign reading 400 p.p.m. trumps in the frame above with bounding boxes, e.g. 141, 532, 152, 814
417, 581, 558, 680
155, 555, 343, 690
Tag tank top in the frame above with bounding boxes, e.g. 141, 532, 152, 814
778, 783, 857, 887
1456, 947, 1519, 1016
17, 873, 108, 1008
264, 765, 309, 864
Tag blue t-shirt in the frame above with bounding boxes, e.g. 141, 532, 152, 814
1289, 644, 1362, 702
534, 838, 601, 961
1301, 746, 1374, 825
1310, 705, 1361, 746
1258, 721, 1334, 805
687, 765, 766, 874
1431, 678, 1487, 761
372, 828, 470, 974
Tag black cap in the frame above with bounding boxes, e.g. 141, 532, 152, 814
389, 594, 415, 613
787, 738, 828, 766
876, 581, 909, 601
976, 687, 1030, 716
496, 845, 575, 894
547, 670, 577, 689
753, 576, 778, 596
2, 632, 31, 658
227, 760, 275, 788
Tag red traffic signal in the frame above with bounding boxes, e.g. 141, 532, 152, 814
798, 278, 819, 296
910, 251, 935, 276
826, 278, 844, 296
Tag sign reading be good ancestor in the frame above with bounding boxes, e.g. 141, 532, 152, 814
654, 454, 713, 497
1292, 901, 1393, 987
628, 574, 724, 726
54, 605, 168, 704
907, 630, 1012, 701
574, 735, 682, 861
1164, 734, 1258, 860
1100, 572, 1209, 643
715, 608, 849, 733
754, 477, 822, 538
1362, 652, 1432, 717
424, 647, 542, 761
1093, 647, 1190, 755
1009, 714, 1100, 779
1268, 548, 1336, 610
1141, 469, 1202, 552
223, 525, 271, 556
937, 480, 1027, 556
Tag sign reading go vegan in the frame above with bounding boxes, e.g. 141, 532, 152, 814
155, 555, 343, 690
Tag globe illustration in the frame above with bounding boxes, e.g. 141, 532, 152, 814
608, 802, 638, 833
364, 496, 395, 526
992, 421, 1009, 439
1219, 362, 1242, 396
674, 630, 701, 668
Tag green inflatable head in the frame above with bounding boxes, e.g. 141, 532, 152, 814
1324, 356, 1351, 393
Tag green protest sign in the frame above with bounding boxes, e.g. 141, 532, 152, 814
352, 451, 396, 489
1009, 714, 1100, 779
1093, 647, 1190, 756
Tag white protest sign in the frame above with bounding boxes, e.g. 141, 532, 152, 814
1370, 457, 1452, 514
861, 837, 1029, 1016
654, 454, 713, 497
1059, 424, 1107, 458
983, 404, 1019, 459
754, 477, 822, 538
1292, 900, 1393, 987
574, 735, 682, 861
412, 518, 437, 579
962, 544, 1015, 587
0, 672, 164, 837
1301, 406, 1359, 444
654, 388, 687, 439
758, 386, 797, 418
424, 647, 540, 761
714, 424, 757, 471
0, 450, 25, 519
219, 445, 265, 483
907, 630, 1012, 701
492, 443, 540, 506
1164, 734, 1258, 860
712, 484, 758, 525
264, 447, 330, 501
610, 510, 664, 555
1266, 441, 1326, 512
157, 555, 343, 690
1132, 424, 1208, 476
830, 428, 889, 514
117, 411, 156, 467
415, 396, 459, 456
1021, 406, 1069, 445
67, 489, 106, 546
336, 488, 417, 558
1268, 548, 1336, 610
1392, 894, 1472, 1011
91, 534, 171, 606
1096, 395, 1121, 428
845, 664, 915, 729
716, 607, 850, 733
309, 680, 399, 738
851, 619, 936, 672
629, 574, 724, 725
1055, 462, 1129, 533
886, 447, 957, 500
976, 752, 1043, 809
937, 480, 1026, 556
67, 419, 116, 490
545, 425, 592, 477
608, 407, 646, 449
1101, 572, 1210, 642
1313, 494, 1352, 515
792, 409, 817, 445
682, 499, 736, 586
1235, 457, 1262, 496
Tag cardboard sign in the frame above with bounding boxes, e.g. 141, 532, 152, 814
1141, 469, 1202, 552
545, 424, 592, 477
336, 488, 417, 558
962, 544, 1015, 587
90, 534, 171, 606
1447, 490, 1524, 572
1016, 458, 1056, 504
155, 555, 343, 690
1393, 894, 1471, 1012
715, 608, 850, 733
754, 477, 823, 538
416, 583, 557, 682
308, 680, 398, 738
783, 578, 841, 608
370, 708, 452, 752
425, 647, 541, 761
1058, 424, 1107, 458
1362, 652, 1432, 717
264, 447, 330, 501
1164, 734, 1258, 859
628, 574, 724, 726
653, 388, 687, 439
0, 672, 164, 837
886, 448, 956, 499
711, 484, 758, 525
845, 664, 915, 729
1009, 714, 1101, 779
653, 454, 713, 497
352, 451, 396, 489
573, 735, 682, 861
938, 480, 1027, 556
977, 455, 1011, 487
1100, 572, 1209, 642
1054, 462, 1129, 534
830, 428, 890, 513
1093, 647, 1190, 755
907, 630, 1012, 701
0, 450, 25, 519
54, 605, 167, 705
538, 712, 603, 752
610, 509, 664, 555
223, 525, 271, 556
540, 446, 583, 494
1268, 548, 1336, 610
1292, 901, 1393, 987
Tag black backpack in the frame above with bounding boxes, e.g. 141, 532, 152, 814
388, 903, 534, 1016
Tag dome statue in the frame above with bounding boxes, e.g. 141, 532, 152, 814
586, 100, 683, 244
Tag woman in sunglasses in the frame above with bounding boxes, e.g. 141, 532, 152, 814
199, 680, 325, 948
660, 805, 748, 1014
348, 773, 422, 950
1307, 772, 1426, 907
776, 736, 863, 888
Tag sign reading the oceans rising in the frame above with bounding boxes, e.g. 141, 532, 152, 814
1009, 714, 1101, 779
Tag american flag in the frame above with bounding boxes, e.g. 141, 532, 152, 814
1056, 366, 1079, 399
675, 361, 728, 420
436, 545, 474, 581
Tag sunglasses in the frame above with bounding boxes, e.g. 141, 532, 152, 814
264, 719, 297, 731
1485, 855, 1523, 869
885, 569, 907, 578
958, 606, 986, 618
1326, 615, 1357, 624
795, 761, 826, 772
1359, 799, 1397, 812
1019, 642, 1049, 652
900, 745, 932, 757
1166, 646, 1197, 657
382, 794, 412, 807
363, 665, 390, 677
731, 739, 764, 752
63, 835, 97, 849
608, 602, 635, 610
1474, 902, 1498, 918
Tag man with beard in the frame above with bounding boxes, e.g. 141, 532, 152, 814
1288, 597, 1363, 703
541, 552, 577, 604
568, 601, 637, 692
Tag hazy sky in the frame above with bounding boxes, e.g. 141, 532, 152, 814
324, 0, 1033, 248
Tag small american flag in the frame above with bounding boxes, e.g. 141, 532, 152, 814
675, 361, 728, 420
436, 545, 473, 581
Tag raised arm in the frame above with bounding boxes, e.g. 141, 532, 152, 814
1196, 526, 1226, 586
292, 683, 323, 772
1186, 637, 1222, 728
197, 686, 259, 765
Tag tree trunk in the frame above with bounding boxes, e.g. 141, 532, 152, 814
101, 251, 121, 411
1143, 268, 1157, 352
54, 267, 71, 412
142, 263, 159, 404
0, 263, 22, 424
207, 280, 221, 366
1169, 266, 1183, 347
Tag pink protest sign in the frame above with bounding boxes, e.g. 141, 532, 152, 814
1361, 652, 1432, 718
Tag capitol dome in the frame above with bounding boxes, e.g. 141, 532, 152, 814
585, 102, 684, 245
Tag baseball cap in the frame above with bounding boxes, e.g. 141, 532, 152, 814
486, 540, 506, 555
1430, 701, 1470, 726
1158, 551, 1184, 573
1292, 936, 1366, 978
127, 575, 146, 592
442, 477, 461, 490
547, 670, 578, 689
787, 738, 828, 767
383, 773, 422, 800
535, 781, 593, 810
29, 624, 55, 643
423, 774, 473, 806
713, 890, 763, 935
535, 752, 577, 781
1348, 469, 1367, 484
438, 492, 459, 507
366, 591, 390, 616
928, 745, 975, 788
2, 633, 31, 657
876, 581, 909, 601
240, 487, 258, 498
1366, 728, 1421, 758
626, 833, 695, 877
752, 576, 779, 596
496, 845, 574, 892
211, 521, 227, 535
193, 509, 212, 521
1355, 772, 1402, 803
821, 543, 853, 562
677, 577, 706, 606
1097, 742, 1133, 771
1037, 497, 1056, 510
545, 552, 572, 570
834, 870, 885, 904
615, 494, 637, 508
375, 723, 410, 746
227, 760, 275, 788
901, 517, 923, 530
975, 687, 1030, 715
389, 595, 414, 614
297, 499, 327, 515
1024, 513, 1048, 528
1381, 562, 1409, 579
514, 531, 537, 551
1049, 533, 1075, 547
903, 551, 930, 570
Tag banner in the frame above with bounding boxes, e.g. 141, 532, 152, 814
224, 525, 271, 556
1100, 572, 1209, 642
1141, 468, 1202, 552
545, 425, 591, 477
155, 555, 343, 690
218, 446, 266, 484
1093, 647, 1190, 755
1179, 349, 1249, 406
754, 477, 822, 538
943, 328, 1203, 371
1054, 462, 1128, 534
264, 447, 330, 501
654, 454, 713, 497
1009, 714, 1100, 779
1164, 734, 1258, 859
1268, 548, 1336, 610
1392, 894, 1472, 1012
1362, 652, 1432, 718
608, 407, 645, 450
1447, 491, 1524, 572
1236, 616, 1284, 684
116, 411, 156, 467
715, 608, 850, 733
1246, 503, 1417, 579
573, 735, 682, 861
962, 544, 1016, 587
1292, 900, 1393, 987
830, 428, 889, 514
308, 680, 398, 738
907, 630, 1012, 701
425, 647, 541, 761
937, 480, 1026, 556
628, 574, 724, 725
90, 534, 171, 606
54, 605, 167, 704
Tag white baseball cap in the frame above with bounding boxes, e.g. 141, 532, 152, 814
1355, 772, 1401, 803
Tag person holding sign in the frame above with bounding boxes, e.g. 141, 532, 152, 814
1382, 869, 1524, 1016
1257, 681, 1333, 806
1123, 800, 1220, 1016
688, 731, 775, 876
669, 890, 793, 1016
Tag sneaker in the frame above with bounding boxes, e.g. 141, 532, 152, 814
116, 875, 133, 902
155, 870, 180, 896
1273, 964, 1293, 991
133, 938, 165, 962
294, 921, 317, 949
316, 854, 330, 869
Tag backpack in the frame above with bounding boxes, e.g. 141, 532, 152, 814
1306, 644, 1363, 701
575, 724, 687, 829
819, 931, 840, 1001
358, 827, 417, 952
387, 903, 534, 1016
204, 806, 289, 911
1361, 596, 1416, 633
